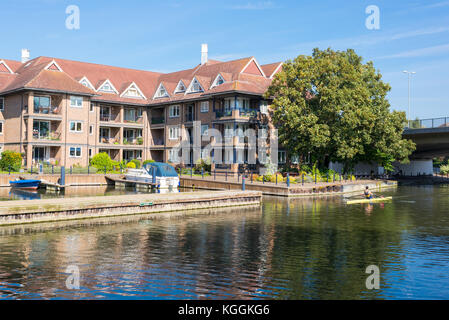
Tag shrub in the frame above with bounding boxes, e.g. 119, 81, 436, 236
0, 150, 22, 171
195, 158, 211, 173
143, 160, 155, 166
90, 152, 113, 172
126, 162, 136, 169
131, 159, 141, 169
440, 164, 449, 175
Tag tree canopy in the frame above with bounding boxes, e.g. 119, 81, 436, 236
265, 48, 416, 172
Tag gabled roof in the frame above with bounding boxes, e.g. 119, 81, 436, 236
261, 62, 283, 78
0, 54, 281, 103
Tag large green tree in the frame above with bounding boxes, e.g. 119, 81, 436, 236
265, 48, 415, 172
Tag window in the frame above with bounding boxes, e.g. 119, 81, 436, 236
211, 74, 225, 88
238, 98, 250, 109
80, 77, 94, 90
34, 96, 51, 113
69, 147, 82, 158
200, 101, 209, 113
0, 98, 4, 111
89, 125, 94, 135
278, 151, 286, 164
0, 121, 3, 134
98, 80, 116, 93
70, 96, 83, 108
123, 84, 144, 99
169, 126, 180, 140
155, 83, 169, 98
175, 81, 186, 93
89, 148, 93, 158
201, 124, 209, 135
137, 108, 143, 117
124, 109, 137, 122
90, 103, 94, 112
69, 121, 83, 132
260, 101, 268, 114
169, 149, 179, 162
187, 78, 204, 93
169, 105, 180, 118
224, 98, 234, 111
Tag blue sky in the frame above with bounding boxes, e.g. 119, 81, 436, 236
0, 0, 448, 118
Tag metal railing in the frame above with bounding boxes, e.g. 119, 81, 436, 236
151, 117, 165, 124
33, 106, 61, 115
406, 117, 449, 129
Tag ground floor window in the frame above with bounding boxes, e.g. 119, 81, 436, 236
278, 150, 286, 164
69, 147, 82, 158
169, 149, 180, 163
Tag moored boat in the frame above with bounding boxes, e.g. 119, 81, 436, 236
125, 162, 179, 189
9, 179, 41, 190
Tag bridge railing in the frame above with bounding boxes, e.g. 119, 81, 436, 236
407, 117, 449, 129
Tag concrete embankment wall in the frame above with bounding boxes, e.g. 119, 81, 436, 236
0, 191, 262, 226
180, 177, 397, 197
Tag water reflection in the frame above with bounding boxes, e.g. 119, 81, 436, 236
0, 186, 449, 299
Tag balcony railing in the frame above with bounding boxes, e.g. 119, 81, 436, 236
123, 138, 144, 146
151, 117, 165, 124
33, 106, 61, 115
215, 110, 232, 118
99, 137, 119, 144
33, 131, 61, 141
239, 109, 257, 117
152, 139, 165, 146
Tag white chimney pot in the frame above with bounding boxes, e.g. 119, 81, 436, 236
21, 49, 30, 63
201, 44, 208, 65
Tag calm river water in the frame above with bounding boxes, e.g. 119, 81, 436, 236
0, 185, 448, 299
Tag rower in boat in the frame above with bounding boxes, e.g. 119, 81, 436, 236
364, 186, 373, 200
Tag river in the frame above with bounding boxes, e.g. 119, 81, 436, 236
0, 185, 448, 299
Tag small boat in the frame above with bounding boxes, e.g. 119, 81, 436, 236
125, 162, 179, 189
9, 179, 41, 190
346, 196, 393, 205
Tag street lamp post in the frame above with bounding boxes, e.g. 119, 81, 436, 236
403, 70, 416, 125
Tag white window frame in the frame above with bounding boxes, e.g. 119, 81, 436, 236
70, 96, 83, 108
260, 100, 268, 114
211, 74, 225, 88
201, 124, 209, 135
89, 124, 94, 135
278, 150, 286, 164
69, 147, 82, 158
200, 101, 209, 113
169, 149, 179, 162
0, 121, 3, 134
169, 126, 180, 140
97, 79, 118, 94
169, 105, 180, 118
89, 148, 93, 158
0, 97, 4, 111
175, 81, 186, 93
90, 103, 94, 112
69, 121, 83, 133
186, 77, 204, 94
154, 83, 169, 98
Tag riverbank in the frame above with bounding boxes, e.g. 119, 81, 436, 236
0, 190, 261, 226
180, 176, 398, 197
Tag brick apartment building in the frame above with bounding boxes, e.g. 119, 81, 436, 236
0, 46, 284, 172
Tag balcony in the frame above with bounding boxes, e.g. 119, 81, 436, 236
33, 131, 61, 141
33, 106, 61, 115
99, 137, 119, 145
151, 117, 165, 125
185, 113, 195, 122
123, 137, 144, 146
239, 109, 257, 117
215, 110, 232, 118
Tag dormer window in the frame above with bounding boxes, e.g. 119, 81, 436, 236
121, 83, 146, 99
211, 74, 225, 88
175, 81, 186, 93
186, 78, 204, 94
98, 80, 118, 94
79, 77, 94, 90
154, 83, 169, 98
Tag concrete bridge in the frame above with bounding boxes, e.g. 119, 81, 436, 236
403, 117, 449, 159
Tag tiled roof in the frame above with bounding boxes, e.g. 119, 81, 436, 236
0, 54, 281, 104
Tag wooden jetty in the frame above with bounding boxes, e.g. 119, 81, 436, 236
105, 175, 157, 191
0, 190, 262, 226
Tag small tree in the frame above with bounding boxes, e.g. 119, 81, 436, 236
90, 152, 113, 172
0, 150, 22, 171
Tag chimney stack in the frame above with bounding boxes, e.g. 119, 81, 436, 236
21, 49, 30, 63
201, 44, 208, 65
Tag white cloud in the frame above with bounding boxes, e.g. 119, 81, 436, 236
377, 43, 449, 59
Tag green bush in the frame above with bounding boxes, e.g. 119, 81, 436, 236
440, 164, 449, 175
0, 150, 22, 171
127, 162, 136, 169
130, 159, 141, 169
195, 158, 211, 173
143, 160, 155, 166
90, 152, 113, 171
